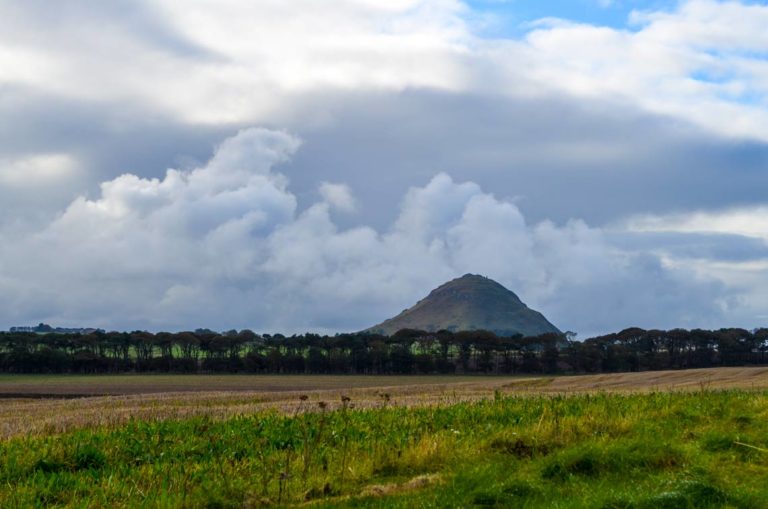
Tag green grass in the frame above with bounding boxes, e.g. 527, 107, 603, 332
1, 390, 767, 507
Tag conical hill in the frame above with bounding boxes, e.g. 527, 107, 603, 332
366, 274, 560, 337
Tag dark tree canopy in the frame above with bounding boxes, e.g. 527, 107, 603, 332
0, 326, 765, 375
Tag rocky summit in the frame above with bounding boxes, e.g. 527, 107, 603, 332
366, 274, 560, 337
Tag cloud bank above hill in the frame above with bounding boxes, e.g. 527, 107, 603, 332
3, 0, 768, 137
0, 128, 732, 334
2, 1, 768, 333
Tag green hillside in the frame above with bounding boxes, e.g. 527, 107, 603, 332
367, 274, 560, 337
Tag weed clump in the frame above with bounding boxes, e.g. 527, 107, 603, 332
542, 440, 683, 481
32, 442, 106, 473
489, 436, 550, 459
501, 480, 541, 498
72, 443, 107, 471
637, 480, 729, 509
471, 490, 500, 506
600, 499, 636, 509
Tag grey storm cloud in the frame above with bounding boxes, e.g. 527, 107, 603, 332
4, 87, 768, 231
279, 91, 768, 228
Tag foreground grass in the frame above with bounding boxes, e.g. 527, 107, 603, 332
1, 390, 767, 508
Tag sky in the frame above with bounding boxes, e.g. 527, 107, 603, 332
1, 0, 768, 337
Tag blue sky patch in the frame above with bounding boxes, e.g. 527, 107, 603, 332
464, 0, 678, 37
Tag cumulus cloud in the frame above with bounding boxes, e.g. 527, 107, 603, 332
319, 182, 357, 212
0, 128, 734, 334
3, 1, 768, 226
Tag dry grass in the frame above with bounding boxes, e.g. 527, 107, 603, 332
0, 380, 512, 440
0, 374, 488, 397
543, 366, 768, 392
359, 474, 443, 498
1, 367, 767, 440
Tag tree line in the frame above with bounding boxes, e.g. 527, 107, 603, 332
1, 326, 767, 375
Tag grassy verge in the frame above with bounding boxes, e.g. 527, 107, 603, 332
1, 390, 766, 507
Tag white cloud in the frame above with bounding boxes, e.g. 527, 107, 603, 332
1, 0, 766, 139
2, 2, 768, 333
319, 182, 357, 212
509, 0, 768, 140
623, 207, 768, 241
0, 153, 78, 186
0, 1, 471, 124
614, 204, 768, 329
0, 128, 732, 334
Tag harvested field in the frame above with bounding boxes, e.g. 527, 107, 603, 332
1, 367, 767, 440
0, 379, 509, 439
520, 366, 768, 392
2, 366, 767, 398
0, 374, 488, 397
